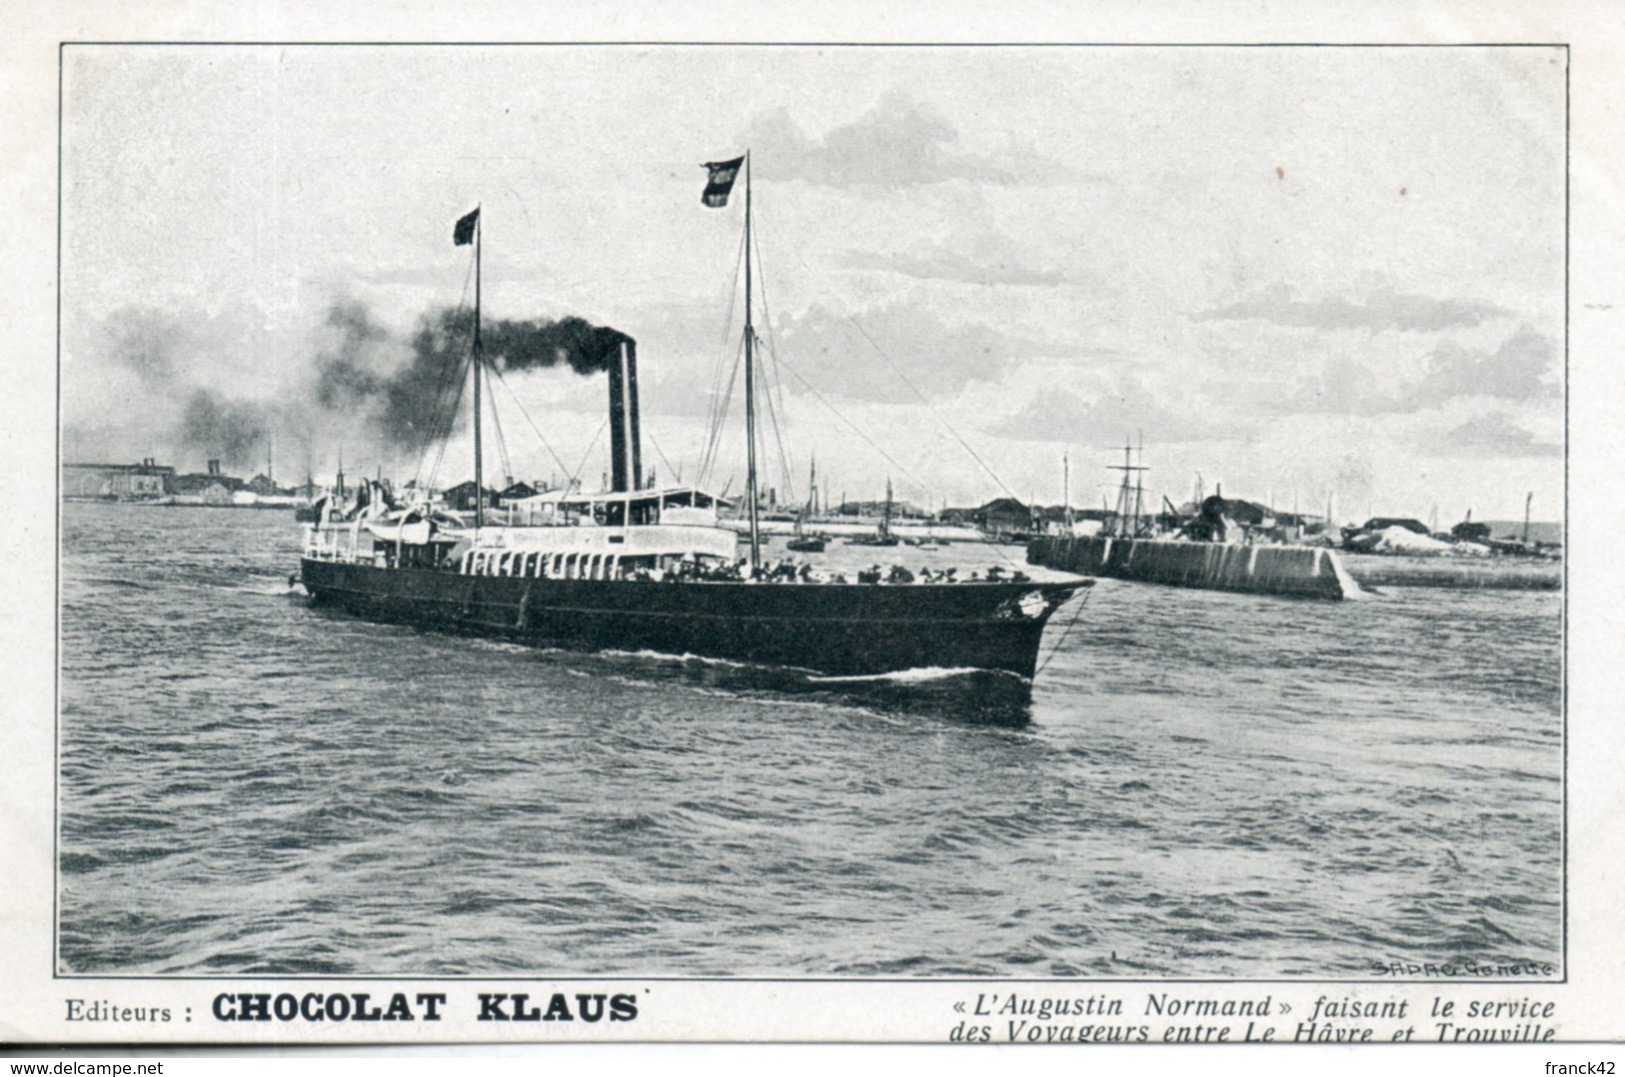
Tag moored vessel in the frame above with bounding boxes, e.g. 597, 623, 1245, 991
845, 478, 902, 547
785, 457, 830, 553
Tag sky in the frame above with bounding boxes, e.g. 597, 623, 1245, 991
59, 44, 1566, 522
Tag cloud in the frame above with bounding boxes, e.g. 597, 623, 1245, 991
1438, 413, 1561, 458
745, 91, 1021, 189
1266, 325, 1560, 418
1195, 283, 1511, 333
767, 299, 1078, 404
1413, 324, 1557, 406
983, 381, 1220, 445
1278, 355, 1405, 417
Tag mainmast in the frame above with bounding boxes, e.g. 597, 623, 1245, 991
702, 151, 760, 568
1107, 439, 1148, 537
808, 453, 817, 515
1063, 450, 1073, 531
742, 152, 762, 573
1133, 432, 1146, 536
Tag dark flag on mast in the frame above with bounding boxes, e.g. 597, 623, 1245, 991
453, 207, 480, 245
701, 156, 745, 207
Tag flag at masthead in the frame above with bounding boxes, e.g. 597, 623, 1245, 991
453, 207, 480, 245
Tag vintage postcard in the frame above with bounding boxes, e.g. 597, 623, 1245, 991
2, 0, 1622, 1053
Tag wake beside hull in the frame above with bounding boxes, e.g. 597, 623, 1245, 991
299, 559, 1085, 679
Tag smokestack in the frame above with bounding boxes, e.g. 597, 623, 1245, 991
606, 338, 643, 493
624, 339, 642, 493
208, 458, 221, 476
608, 344, 627, 492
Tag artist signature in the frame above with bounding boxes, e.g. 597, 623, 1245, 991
1372, 960, 1558, 977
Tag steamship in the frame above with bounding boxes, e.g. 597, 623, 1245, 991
297, 156, 1090, 679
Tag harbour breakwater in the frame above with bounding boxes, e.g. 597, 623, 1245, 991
1341, 554, 1561, 591
1029, 536, 1564, 596
1028, 536, 1356, 600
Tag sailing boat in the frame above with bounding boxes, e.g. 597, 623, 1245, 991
786, 456, 829, 553
846, 478, 901, 547
296, 155, 1090, 679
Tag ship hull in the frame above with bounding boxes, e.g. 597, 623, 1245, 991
299, 559, 1086, 679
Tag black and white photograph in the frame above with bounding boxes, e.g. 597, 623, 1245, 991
6, 4, 1621, 1051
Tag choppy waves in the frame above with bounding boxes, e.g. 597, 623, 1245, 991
57, 504, 1562, 978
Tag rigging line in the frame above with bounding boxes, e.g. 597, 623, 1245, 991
423, 342, 471, 491
720, 220, 748, 347
411, 254, 479, 490
842, 309, 1024, 508
754, 327, 797, 505
480, 356, 517, 491
749, 217, 797, 498
411, 346, 463, 492
697, 224, 749, 461
568, 415, 609, 491
487, 360, 514, 488
490, 365, 573, 479
750, 258, 801, 505
415, 253, 477, 469
617, 236, 746, 473
425, 348, 471, 492
747, 229, 799, 506
425, 317, 480, 493
754, 212, 1027, 515
700, 333, 745, 485
701, 229, 749, 467
770, 352, 929, 494
710, 335, 747, 484
431, 336, 477, 485
644, 429, 679, 486
1034, 587, 1092, 677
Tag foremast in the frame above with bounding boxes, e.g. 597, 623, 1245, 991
473, 206, 484, 533
453, 203, 485, 533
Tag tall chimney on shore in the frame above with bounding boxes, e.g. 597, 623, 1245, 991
606, 338, 643, 493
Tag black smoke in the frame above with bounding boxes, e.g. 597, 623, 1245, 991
103, 307, 183, 385
484, 314, 631, 378
180, 389, 274, 470
69, 297, 632, 473
314, 302, 391, 408
315, 305, 632, 451
72, 304, 289, 473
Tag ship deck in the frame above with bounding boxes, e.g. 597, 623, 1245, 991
299, 558, 1091, 678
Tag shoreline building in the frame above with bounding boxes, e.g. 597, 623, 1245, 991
62, 459, 175, 500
